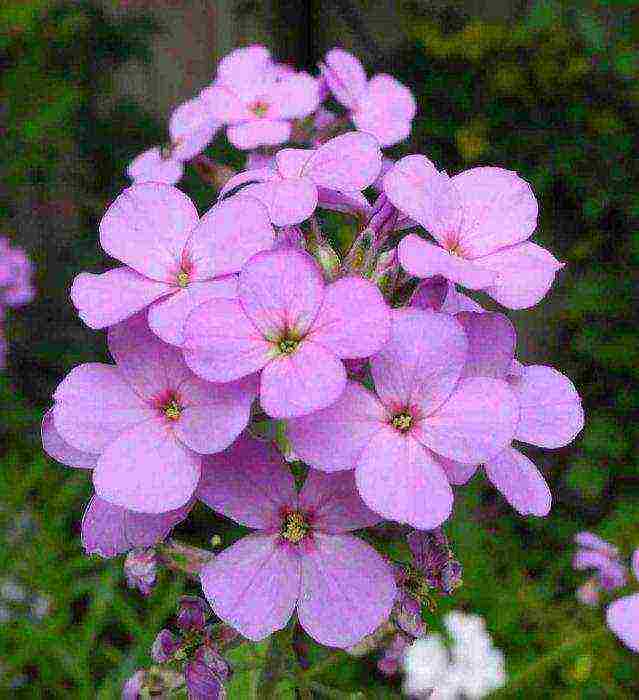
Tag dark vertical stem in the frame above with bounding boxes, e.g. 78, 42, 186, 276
268, 0, 321, 71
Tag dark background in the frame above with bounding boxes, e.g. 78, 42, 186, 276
1, 0, 638, 696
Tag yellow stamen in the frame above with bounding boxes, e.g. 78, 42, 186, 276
278, 338, 299, 355
392, 412, 413, 432
176, 271, 190, 288
281, 511, 309, 543
164, 399, 182, 420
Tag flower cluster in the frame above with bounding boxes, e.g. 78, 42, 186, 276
41, 44, 587, 695
0, 236, 35, 368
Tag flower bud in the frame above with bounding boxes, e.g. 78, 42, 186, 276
275, 226, 305, 250
177, 596, 208, 632
151, 629, 180, 663
194, 644, 231, 681
185, 661, 226, 700
122, 670, 145, 699
124, 549, 157, 597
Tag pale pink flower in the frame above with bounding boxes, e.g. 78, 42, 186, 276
71, 183, 274, 345
607, 549, 639, 652
320, 48, 416, 147
201, 45, 319, 150
183, 247, 391, 418
0, 237, 35, 307
288, 308, 519, 529
198, 436, 396, 647
384, 156, 564, 309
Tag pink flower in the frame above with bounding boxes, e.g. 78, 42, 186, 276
201, 45, 319, 150
607, 549, 639, 652
218, 131, 381, 226
0, 237, 35, 307
71, 183, 274, 345
127, 97, 220, 185
42, 313, 257, 513
573, 532, 627, 592
384, 156, 564, 309
320, 48, 416, 147
438, 312, 584, 516
287, 308, 519, 529
410, 276, 484, 315
182, 247, 391, 418
198, 436, 396, 647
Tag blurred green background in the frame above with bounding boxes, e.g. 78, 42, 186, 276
1, 0, 638, 696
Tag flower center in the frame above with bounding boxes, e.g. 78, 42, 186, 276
163, 398, 182, 421
278, 338, 300, 355
447, 243, 461, 256
176, 270, 190, 288
250, 100, 269, 118
281, 511, 310, 543
392, 412, 413, 432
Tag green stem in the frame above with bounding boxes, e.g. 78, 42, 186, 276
299, 651, 344, 682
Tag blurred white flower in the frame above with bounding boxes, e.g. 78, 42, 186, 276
402, 611, 506, 699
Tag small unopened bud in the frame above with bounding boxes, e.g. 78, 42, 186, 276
576, 578, 600, 607
124, 548, 157, 597
185, 661, 226, 700
377, 633, 411, 677
195, 645, 231, 681
151, 629, 180, 663
275, 226, 305, 250
177, 596, 208, 632
370, 248, 400, 295
122, 670, 145, 699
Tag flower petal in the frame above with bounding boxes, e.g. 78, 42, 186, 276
298, 533, 396, 647
169, 97, 219, 161
353, 75, 415, 147
235, 178, 318, 227
218, 168, 276, 200
201, 534, 300, 641
452, 166, 538, 257
81, 495, 190, 557
356, 431, 453, 529
309, 277, 391, 359
485, 447, 552, 516
370, 308, 467, 416
42, 409, 97, 469
227, 120, 292, 150
606, 594, 639, 652
100, 183, 199, 281
127, 147, 184, 185
512, 364, 584, 448
398, 235, 498, 289
287, 380, 387, 472
478, 241, 564, 309
239, 248, 324, 339
260, 341, 346, 418
53, 363, 154, 454
93, 419, 201, 513
270, 72, 319, 119
197, 435, 294, 529
200, 84, 250, 122
71, 268, 171, 330
437, 455, 478, 485
455, 311, 516, 380
383, 155, 461, 245
216, 46, 273, 103
321, 49, 367, 109
182, 298, 271, 382
148, 276, 238, 346
185, 195, 275, 281
298, 469, 382, 532
414, 376, 519, 463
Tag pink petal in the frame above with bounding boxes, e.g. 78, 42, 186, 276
452, 167, 538, 257
287, 380, 387, 472
71, 268, 171, 330
398, 235, 498, 290
455, 312, 516, 380
303, 132, 381, 194
270, 72, 319, 119
200, 84, 250, 123
227, 120, 292, 150
107, 312, 191, 399
321, 49, 367, 109
148, 276, 239, 346
99, 183, 199, 282
243, 178, 319, 227
316, 188, 371, 217
485, 447, 552, 516
606, 594, 639, 652
383, 156, 461, 245
169, 97, 219, 161
126, 147, 184, 185
409, 276, 450, 312
53, 363, 154, 454
42, 409, 97, 469
185, 195, 275, 281
437, 455, 478, 485
197, 436, 294, 529
512, 364, 584, 448
175, 374, 256, 454
356, 430, 454, 529
200, 534, 300, 641
309, 277, 391, 359
218, 168, 275, 200
216, 46, 272, 102
298, 533, 396, 647
414, 376, 519, 464
370, 308, 467, 416
239, 248, 324, 339
260, 340, 346, 418
478, 241, 565, 309
275, 148, 313, 178
182, 298, 271, 382
298, 469, 382, 533
93, 418, 201, 513
82, 495, 190, 557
